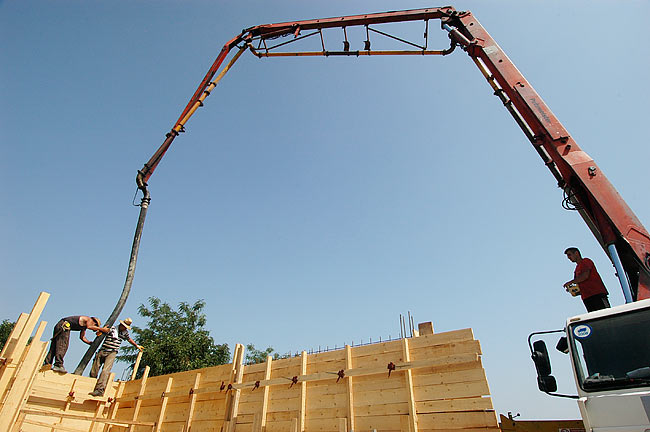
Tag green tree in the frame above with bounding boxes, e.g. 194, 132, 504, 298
0, 320, 15, 351
118, 297, 229, 378
245, 344, 280, 364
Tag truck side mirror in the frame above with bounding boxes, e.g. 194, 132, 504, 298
531, 340, 558, 392
537, 374, 557, 393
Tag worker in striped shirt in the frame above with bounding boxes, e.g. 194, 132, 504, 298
89, 317, 143, 397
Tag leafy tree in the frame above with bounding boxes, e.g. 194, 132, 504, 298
118, 297, 229, 378
0, 320, 15, 351
245, 344, 280, 364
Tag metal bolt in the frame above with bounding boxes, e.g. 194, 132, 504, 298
588, 166, 597, 176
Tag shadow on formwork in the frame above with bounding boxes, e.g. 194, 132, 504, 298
1, 292, 505, 431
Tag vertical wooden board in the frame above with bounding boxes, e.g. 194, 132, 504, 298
344, 345, 354, 432
338, 417, 347, 432
12, 293, 50, 364
260, 355, 272, 430
0, 313, 31, 402
0, 328, 48, 431
184, 372, 201, 432
129, 350, 143, 381
0, 313, 28, 359
402, 339, 418, 432
126, 365, 149, 432
153, 377, 173, 432
298, 352, 307, 432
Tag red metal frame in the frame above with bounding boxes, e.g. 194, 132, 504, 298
137, 6, 650, 300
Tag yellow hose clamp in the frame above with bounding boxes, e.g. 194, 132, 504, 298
62, 321, 71, 331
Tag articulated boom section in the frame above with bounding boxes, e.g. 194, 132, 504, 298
138, 6, 650, 300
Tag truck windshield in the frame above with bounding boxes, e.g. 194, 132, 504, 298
569, 306, 650, 392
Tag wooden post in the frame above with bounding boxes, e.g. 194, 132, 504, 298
0, 292, 49, 398
402, 338, 418, 432
8, 341, 48, 432
127, 365, 150, 432
64, 379, 78, 412
129, 350, 143, 381
224, 344, 244, 432
299, 351, 307, 432
154, 377, 173, 432
88, 373, 114, 432
0, 320, 48, 431
184, 372, 201, 432
5, 293, 49, 364
0, 313, 28, 360
102, 381, 126, 432
258, 355, 272, 432
344, 345, 355, 432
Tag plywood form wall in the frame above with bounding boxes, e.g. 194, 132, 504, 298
109, 328, 498, 432
2, 293, 499, 432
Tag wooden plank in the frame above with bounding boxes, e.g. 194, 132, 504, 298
20, 408, 156, 426
401, 414, 411, 432
260, 355, 272, 431
344, 345, 354, 432
64, 378, 78, 412
0, 313, 30, 402
0, 322, 48, 431
0, 313, 28, 360
417, 396, 494, 413
251, 413, 262, 432
184, 372, 202, 432
12, 293, 49, 364
402, 338, 418, 432
153, 377, 173, 432
88, 374, 112, 432
224, 344, 244, 432
22, 418, 89, 432
127, 365, 150, 432
130, 350, 143, 381
298, 351, 307, 432
230, 353, 478, 392
416, 411, 499, 429
290, 417, 298, 432
338, 417, 347, 432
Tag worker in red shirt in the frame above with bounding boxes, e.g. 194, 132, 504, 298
563, 247, 610, 312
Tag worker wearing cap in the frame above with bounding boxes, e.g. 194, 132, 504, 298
44, 316, 110, 374
563, 247, 610, 312
90, 318, 143, 397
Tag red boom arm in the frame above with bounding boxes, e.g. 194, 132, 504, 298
136, 6, 650, 300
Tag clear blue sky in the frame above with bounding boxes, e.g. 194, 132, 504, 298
2, 0, 649, 421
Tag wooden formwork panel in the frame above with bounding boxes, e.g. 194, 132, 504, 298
101, 328, 497, 432
4, 295, 497, 432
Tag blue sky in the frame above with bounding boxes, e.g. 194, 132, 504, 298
2, 0, 649, 421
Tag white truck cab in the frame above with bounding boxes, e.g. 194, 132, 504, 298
531, 299, 650, 431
